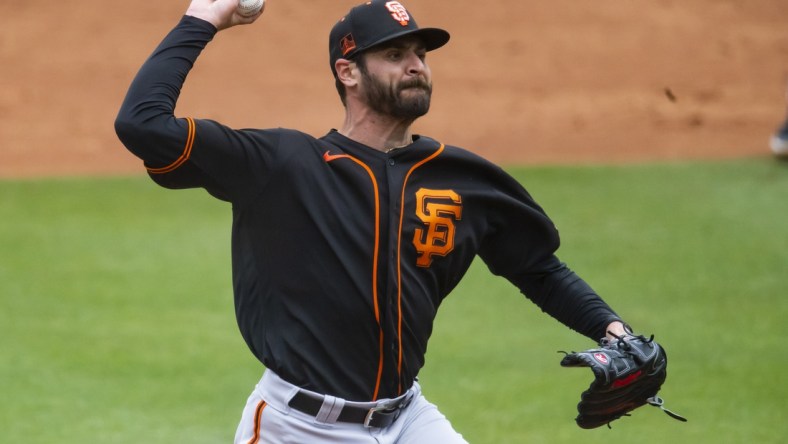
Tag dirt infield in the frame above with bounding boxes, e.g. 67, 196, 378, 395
1, 1, 786, 178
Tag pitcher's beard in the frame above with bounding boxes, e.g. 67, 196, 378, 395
362, 73, 432, 120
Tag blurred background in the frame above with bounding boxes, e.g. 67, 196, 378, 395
1, 0, 787, 176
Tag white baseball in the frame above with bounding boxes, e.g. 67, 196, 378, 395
237, 0, 264, 17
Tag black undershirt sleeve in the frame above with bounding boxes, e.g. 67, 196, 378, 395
510, 258, 622, 341
476, 168, 622, 341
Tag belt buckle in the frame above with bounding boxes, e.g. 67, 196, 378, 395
363, 392, 413, 428
363, 403, 396, 428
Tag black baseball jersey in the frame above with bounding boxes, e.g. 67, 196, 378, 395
116, 16, 621, 401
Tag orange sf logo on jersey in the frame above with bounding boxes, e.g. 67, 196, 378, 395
413, 188, 463, 267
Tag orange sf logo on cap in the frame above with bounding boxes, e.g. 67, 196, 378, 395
385, 1, 410, 26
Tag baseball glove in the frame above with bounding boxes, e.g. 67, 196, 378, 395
559, 329, 686, 429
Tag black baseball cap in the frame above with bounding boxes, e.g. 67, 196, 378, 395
329, 0, 450, 76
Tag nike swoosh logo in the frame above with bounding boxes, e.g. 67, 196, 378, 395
323, 151, 349, 162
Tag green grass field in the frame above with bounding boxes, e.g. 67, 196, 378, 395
1, 158, 786, 443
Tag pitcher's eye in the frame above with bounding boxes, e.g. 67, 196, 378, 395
386, 50, 404, 61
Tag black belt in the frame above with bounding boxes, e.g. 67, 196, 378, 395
287, 390, 413, 428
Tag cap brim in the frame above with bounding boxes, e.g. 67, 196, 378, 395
413, 28, 451, 51
353, 27, 450, 57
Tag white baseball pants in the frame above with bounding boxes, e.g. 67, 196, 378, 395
234, 370, 468, 444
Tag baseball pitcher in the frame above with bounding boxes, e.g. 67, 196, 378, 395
115, 0, 683, 442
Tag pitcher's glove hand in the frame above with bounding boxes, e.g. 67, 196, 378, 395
559, 330, 687, 429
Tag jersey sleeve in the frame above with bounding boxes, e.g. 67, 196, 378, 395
114, 15, 278, 202
476, 167, 621, 340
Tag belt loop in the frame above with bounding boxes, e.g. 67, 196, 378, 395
327, 397, 345, 424
315, 395, 335, 423
315, 395, 346, 424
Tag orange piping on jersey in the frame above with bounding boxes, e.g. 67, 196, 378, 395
147, 117, 196, 174
395, 144, 445, 394
247, 400, 267, 444
325, 152, 384, 401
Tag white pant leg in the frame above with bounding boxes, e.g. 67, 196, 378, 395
234, 389, 267, 444
377, 383, 468, 444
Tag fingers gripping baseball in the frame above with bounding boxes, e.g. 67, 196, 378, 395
186, 0, 266, 31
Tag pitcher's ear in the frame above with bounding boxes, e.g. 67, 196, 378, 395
334, 59, 358, 87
